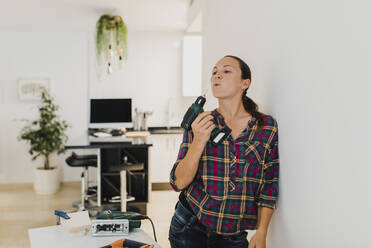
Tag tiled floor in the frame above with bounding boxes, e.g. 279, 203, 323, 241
0, 182, 179, 248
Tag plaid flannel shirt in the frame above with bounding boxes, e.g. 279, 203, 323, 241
169, 109, 279, 235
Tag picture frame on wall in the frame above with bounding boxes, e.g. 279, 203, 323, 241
18, 78, 50, 101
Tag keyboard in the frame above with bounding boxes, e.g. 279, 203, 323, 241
93, 132, 112, 138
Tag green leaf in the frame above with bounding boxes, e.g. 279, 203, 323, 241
18, 88, 69, 169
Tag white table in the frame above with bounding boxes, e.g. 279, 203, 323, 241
28, 225, 162, 248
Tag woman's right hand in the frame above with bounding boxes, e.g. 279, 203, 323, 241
191, 111, 216, 146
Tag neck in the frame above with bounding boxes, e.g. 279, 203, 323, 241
217, 97, 249, 121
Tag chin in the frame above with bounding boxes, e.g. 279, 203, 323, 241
211, 91, 221, 98
212, 90, 229, 99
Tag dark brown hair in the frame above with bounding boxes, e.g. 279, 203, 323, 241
224, 55, 265, 130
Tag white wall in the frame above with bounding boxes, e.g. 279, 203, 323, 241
88, 30, 193, 127
0, 28, 197, 183
202, 0, 371, 247
0, 31, 89, 183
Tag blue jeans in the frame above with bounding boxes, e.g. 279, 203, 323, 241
168, 201, 249, 248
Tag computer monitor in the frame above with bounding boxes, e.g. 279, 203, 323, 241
89, 98, 132, 129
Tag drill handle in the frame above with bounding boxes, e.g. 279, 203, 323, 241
181, 107, 198, 130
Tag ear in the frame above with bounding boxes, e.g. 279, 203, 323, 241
242, 79, 251, 90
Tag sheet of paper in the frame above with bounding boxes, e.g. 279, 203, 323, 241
60, 211, 91, 236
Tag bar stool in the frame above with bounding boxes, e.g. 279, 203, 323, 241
65, 152, 97, 210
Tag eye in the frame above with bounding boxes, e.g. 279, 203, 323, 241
224, 70, 231, 73
212, 71, 217, 75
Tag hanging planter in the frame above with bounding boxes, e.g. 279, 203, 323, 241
96, 14, 128, 75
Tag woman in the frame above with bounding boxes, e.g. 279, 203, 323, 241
169, 55, 279, 248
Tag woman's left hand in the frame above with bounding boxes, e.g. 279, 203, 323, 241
248, 230, 267, 248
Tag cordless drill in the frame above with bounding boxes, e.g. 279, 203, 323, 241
181, 94, 231, 146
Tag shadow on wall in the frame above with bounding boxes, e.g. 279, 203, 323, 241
267, 205, 293, 248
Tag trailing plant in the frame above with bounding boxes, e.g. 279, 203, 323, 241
96, 14, 128, 73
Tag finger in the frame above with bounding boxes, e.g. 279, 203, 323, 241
248, 239, 255, 248
198, 117, 213, 129
192, 116, 212, 130
206, 123, 215, 133
194, 111, 211, 124
201, 121, 214, 130
197, 114, 214, 127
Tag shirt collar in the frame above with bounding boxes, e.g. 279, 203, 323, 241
211, 108, 257, 138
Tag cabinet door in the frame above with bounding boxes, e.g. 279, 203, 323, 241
149, 135, 169, 183
167, 134, 184, 182
149, 134, 184, 183
170, 133, 183, 163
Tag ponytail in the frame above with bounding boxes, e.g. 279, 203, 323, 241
241, 89, 265, 131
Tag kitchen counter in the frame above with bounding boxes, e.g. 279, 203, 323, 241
90, 127, 185, 135
147, 126, 184, 134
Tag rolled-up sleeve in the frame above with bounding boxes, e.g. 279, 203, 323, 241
257, 120, 280, 209
169, 130, 193, 192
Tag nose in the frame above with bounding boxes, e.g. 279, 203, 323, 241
214, 71, 222, 80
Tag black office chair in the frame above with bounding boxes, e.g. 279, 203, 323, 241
65, 152, 97, 211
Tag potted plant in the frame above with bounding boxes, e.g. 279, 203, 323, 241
18, 88, 69, 195
96, 14, 128, 74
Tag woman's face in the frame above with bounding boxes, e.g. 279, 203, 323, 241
211, 57, 250, 99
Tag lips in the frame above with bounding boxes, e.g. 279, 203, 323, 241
213, 83, 221, 87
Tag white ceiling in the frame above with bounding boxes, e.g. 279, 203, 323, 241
0, 0, 191, 31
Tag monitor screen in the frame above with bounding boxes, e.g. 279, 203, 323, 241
90, 99, 132, 123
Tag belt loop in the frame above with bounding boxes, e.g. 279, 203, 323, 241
187, 215, 196, 228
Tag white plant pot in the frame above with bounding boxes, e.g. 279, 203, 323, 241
34, 166, 61, 195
